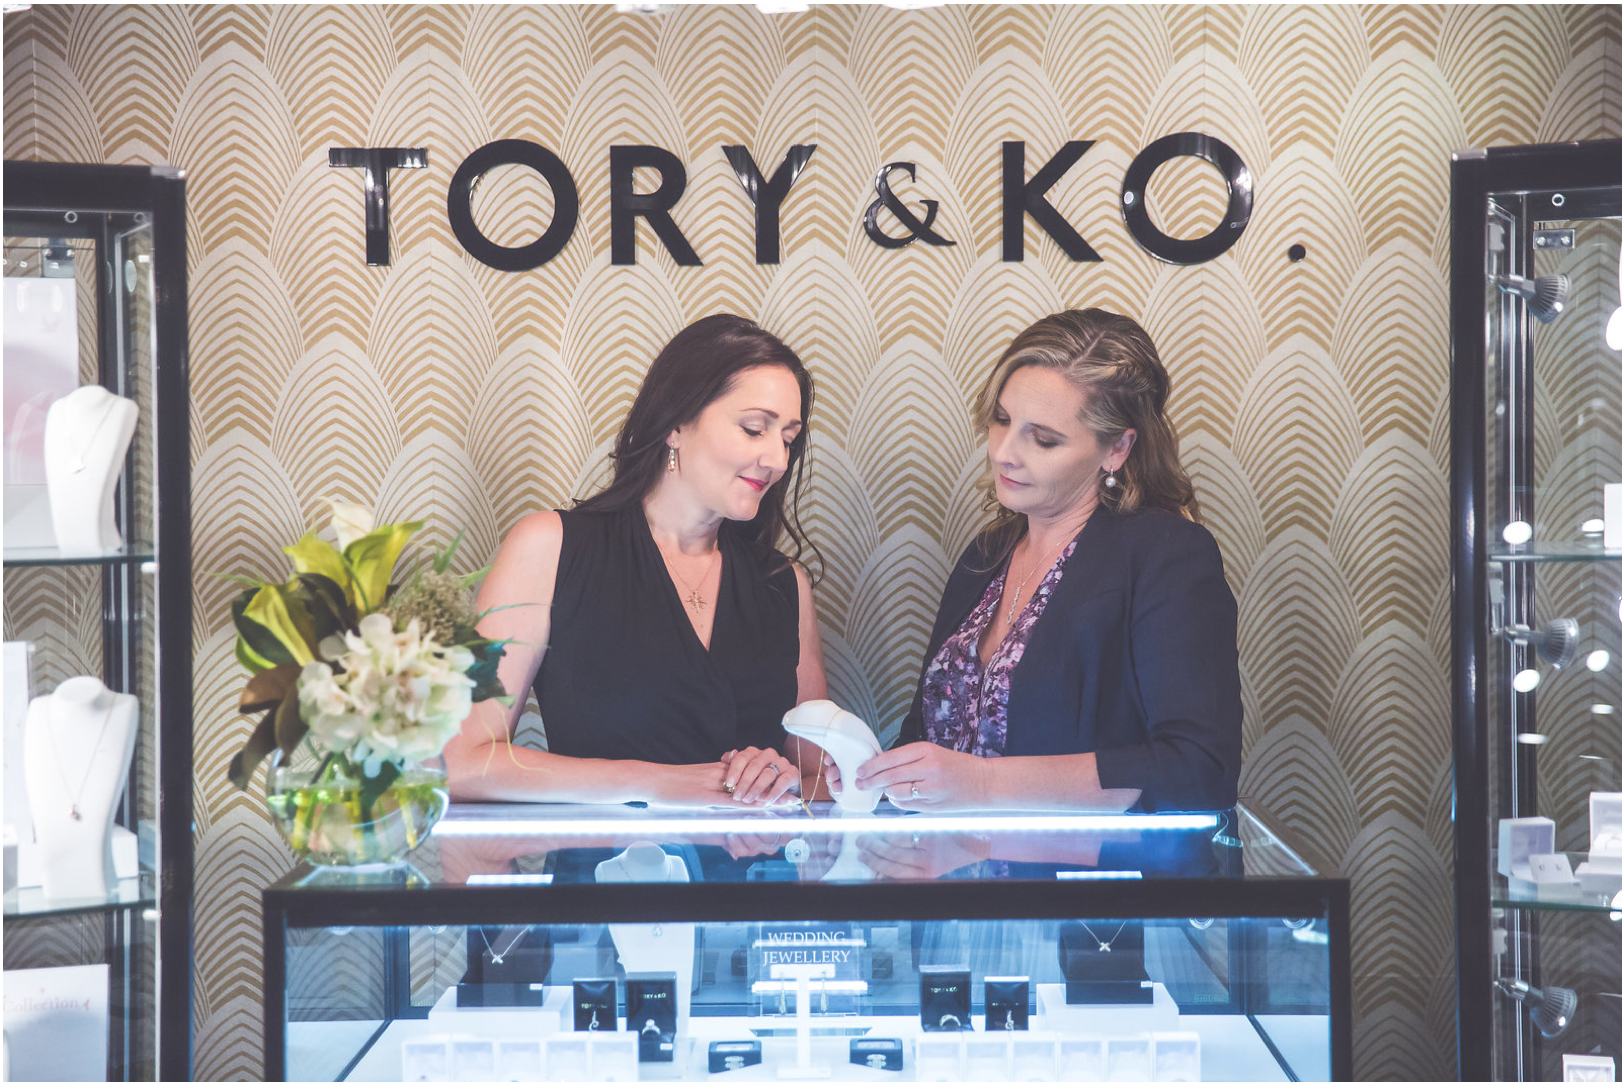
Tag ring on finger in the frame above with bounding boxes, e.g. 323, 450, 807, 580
723, 782, 735, 795
767, 762, 780, 774
910, 783, 921, 800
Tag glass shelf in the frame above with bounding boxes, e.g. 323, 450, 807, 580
3, 869, 156, 920
1491, 855, 1622, 914
1488, 542, 1622, 564
3, 542, 157, 568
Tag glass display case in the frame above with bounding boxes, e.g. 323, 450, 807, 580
1451, 139, 1622, 1081
264, 801, 1350, 1081
1, 161, 193, 1080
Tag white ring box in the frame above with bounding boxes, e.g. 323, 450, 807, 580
449, 1038, 495, 1081
915, 1035, 965, 1081
1497, 817, 1556, 879
544, 1036, 589, 1082
1564, 1052, 1616, 1082
495, 1039, 541, 1082
1107, 1035, 1154, 1082
1154, 1032, 1203, 1082
1577, 792, 1622, 893
964, 1036, 1011, 1080
1010, 1034, 1060, 1081
1058, 1037, 1106, 1081
589, 1032, 638, 1081
400, 1037, 450, 1082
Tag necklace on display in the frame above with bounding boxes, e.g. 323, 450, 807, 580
1079, 919, 1128, 953
47, 695, 118, 821
1003, 533, 1074, 626
477, 925, 529, 965
657, 541, 720, 613
65, 393, 122, 475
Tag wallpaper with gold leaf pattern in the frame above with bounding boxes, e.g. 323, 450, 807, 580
4, 4, 1621, 1080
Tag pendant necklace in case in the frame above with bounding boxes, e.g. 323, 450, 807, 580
48, 697, 118, 820
477, 925, 528, 965
1079, 919, 1128, 952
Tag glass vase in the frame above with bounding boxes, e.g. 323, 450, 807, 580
266, 758, 448, 869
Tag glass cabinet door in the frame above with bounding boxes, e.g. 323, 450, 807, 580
2, 162, 192, 1082
1453, 139, 1622, 1082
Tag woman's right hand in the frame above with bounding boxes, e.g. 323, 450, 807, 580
643, 761, 774, 808
822, 749, 843, 797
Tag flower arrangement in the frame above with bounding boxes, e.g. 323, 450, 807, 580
223, 500, 511, 863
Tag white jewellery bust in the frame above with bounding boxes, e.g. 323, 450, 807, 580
22, 677, 138, 901
42, 385, 138, 553
596, 842, 697, 1023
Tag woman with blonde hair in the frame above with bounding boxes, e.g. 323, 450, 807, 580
836, 308, 1240, 814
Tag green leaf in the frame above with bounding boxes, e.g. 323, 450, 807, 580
227, 709, 279, 790
466, 641, 508, 704
272, 684, 309, 757
284, 531, 354, 606
343, 521, 424, 613
243, 583, 318, 665
232, 588, 295, 671
292, 572, 357, 645
433, 526, 467, 575
240, 662, 301, 714
358, 760, 401, 824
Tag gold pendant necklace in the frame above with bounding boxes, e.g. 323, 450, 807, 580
657, 541, 720, 613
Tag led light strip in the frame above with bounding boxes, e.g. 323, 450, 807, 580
433, 811, 1222, 838
465, 873, 555, 886
1057, 870, 1144, 880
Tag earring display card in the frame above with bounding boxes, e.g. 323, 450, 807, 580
1059, 1037, 1107, 1081
544, 1036, 589, 1082
449, 1039, 495, 1082
625, 972, 677, 1062
1591, 793, 1622, 856
2, 642, 33, 846
1058, 921, 1152, 1005
494, 1039, 540, 1082
400, 1038, 449, 1083
573, 977, 617, 1031
919, 965, 972, 1031
985, 976, 1030, 1030
1107, 1035, 1154, 1082
589, 1033, 638, 1082
1153, 1032, 1202, 1082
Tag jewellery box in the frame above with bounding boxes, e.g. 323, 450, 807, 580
457, 925, 552, 1007
919, 965, 972, 1031
1058, 920, 1151, 1005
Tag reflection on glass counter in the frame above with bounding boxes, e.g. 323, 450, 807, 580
264, 801, 1349, 1081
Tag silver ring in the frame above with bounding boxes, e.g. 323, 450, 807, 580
910, 784, 921, 799
767, 763, 780, 774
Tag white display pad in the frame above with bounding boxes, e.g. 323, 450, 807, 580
320, 1008, 1324, 1082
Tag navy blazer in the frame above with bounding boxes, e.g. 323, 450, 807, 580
898, 506, 1242, 812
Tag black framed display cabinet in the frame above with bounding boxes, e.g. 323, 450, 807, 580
1451, 138, 1622, 1081
264, 801, 1351, 1082
2, 161, 193, 1080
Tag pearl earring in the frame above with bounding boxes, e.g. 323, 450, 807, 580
1103, 465, 1117, 489
667, 447, 678, 473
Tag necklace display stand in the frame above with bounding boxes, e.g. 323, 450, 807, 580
596, 842, 697, 1023
21, 677, 138, 901
42, 385, 138, 553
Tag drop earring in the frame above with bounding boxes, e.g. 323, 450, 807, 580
667, 447, 678, 473
1103, 464, 1117, 489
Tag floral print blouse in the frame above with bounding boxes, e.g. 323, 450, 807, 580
919, 538, 1079, 757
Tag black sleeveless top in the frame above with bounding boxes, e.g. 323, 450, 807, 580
533, 506, 800, 764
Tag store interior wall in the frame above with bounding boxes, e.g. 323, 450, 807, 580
3, 4, 1619, 1079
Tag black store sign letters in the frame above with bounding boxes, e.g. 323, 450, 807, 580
329, 134, 1252, 270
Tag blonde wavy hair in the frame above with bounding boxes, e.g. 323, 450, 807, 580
975, 308, 1200, 561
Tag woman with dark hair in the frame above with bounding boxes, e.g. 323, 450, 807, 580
444, 314, 826, 806
831, 309, 1240, 814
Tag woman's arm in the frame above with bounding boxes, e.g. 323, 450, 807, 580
443, 511, 742, 805
853, 745, 1141, 812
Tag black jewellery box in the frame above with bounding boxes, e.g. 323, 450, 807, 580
708, 1040, 763, 1074
626, 972, 678, 1062
984, 976, 1030, 1030
456, 925, 553, 1008
1058, 919, 1152, 1005
850, 1037, 904, 1071
573, 978, 617, 1031
919, 966, 973, 1031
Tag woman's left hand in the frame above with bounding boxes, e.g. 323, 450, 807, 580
854, 742, 991, 810
720, 746, 800, 805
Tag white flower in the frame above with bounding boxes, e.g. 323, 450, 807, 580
326, 497, 374, 551
296, 613, 479, 773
